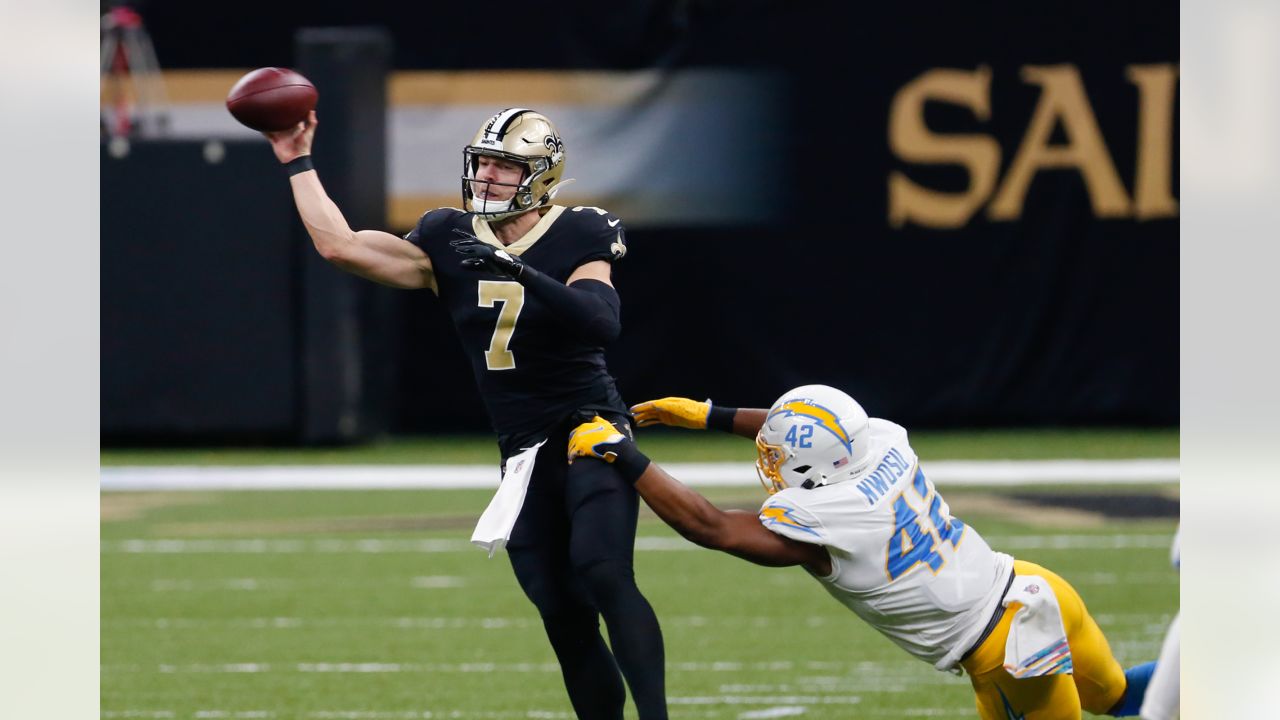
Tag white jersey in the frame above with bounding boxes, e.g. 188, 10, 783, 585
758, 418, 1013, 670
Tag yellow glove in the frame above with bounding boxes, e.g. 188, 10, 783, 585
567, 416, 628, 463
629, 397, 711, 429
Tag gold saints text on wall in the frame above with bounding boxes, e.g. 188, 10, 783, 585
888, 64, 1178, 229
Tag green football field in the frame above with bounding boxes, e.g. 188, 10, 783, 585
102, 475, 1179, 718
101, 427, 1179, 466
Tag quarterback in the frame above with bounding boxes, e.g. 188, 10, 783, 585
264, 109, 667, 719
567, 385, 1156, 719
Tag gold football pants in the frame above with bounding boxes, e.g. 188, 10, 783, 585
961, 560, 1128, 719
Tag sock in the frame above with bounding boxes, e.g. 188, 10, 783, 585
1108, 661, 1158, 716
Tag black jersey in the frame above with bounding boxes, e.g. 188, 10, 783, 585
408, 205, 630, 435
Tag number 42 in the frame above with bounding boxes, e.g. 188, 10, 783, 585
885, 469, 966, 581
784, 424, 814, 448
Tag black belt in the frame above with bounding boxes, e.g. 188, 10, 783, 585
960, 566, 1017, 662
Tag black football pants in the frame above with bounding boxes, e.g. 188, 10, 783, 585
502, 414, 667, 720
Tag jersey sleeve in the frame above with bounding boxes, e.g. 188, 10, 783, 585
759, 494, 828, 546
405, 208, 465, 252
564, 206, 628, 266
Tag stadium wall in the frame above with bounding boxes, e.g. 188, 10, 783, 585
100, 0, 1177, 440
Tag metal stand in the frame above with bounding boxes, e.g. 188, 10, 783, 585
100, 5, 169, 139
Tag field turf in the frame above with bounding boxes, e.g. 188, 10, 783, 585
101, 427, 1178, 466
102, 479, 1179, 718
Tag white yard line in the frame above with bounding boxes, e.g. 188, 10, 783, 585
102, 709, 966, 720
737, 709, 807, 719
99, 534, 1174, 555
101, 659, 921, 675
98, 707, 814, 720
670, 696, 863, 706
100, 459, 1178, 491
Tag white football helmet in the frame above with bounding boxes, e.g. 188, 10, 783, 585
462, 108, 567, 221
755, 385, 873, 494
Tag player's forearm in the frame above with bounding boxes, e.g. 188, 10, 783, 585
634, 464, 733, 551
731, 409, 768, 438
519, 270, 621, 344
289, 171, 359, 265
707, 406, 768, 438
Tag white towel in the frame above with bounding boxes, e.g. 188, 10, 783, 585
1002, 575, 1073, 678
470, 440, 545, 558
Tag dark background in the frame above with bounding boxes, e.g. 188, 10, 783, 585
123, 0, 792, 70
101, 0, 1177, 441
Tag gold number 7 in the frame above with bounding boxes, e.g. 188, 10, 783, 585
478, 281, 525, 371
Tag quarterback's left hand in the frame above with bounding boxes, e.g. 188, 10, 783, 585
450, 234, 524, 278
567, 416, 631, 464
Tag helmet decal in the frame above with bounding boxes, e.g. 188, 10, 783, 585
768, 400, 853, 452
481, 107, 532, 141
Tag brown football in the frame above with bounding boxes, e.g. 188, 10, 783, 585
226, 67, 318, 132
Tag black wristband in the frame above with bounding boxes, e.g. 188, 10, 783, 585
610, 442, 651, 484
707, 403, 738, 433
284, 155, 314, 176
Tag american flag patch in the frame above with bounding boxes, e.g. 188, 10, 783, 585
832, 456, 849, 468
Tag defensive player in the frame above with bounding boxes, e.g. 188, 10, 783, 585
264, 109, 667, 719
567, 386, 1155, 719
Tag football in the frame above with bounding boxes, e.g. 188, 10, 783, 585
225, 67, 318, 132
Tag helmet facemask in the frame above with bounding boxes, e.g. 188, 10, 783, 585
756, 433, 804, 495
755, 426, 855, 495
462, 149, 544, 219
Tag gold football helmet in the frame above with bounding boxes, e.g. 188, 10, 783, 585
462, 108, 567, 221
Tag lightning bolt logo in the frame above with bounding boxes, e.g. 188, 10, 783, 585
768, 399, 852, 451
759, 505, 821, 537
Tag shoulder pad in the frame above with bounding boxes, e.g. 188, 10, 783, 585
565, 204, 622, 227
418, 207, 466, 235
405, 208, 467, 247
564, 205, 628, 263
759, 494, 826, 545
